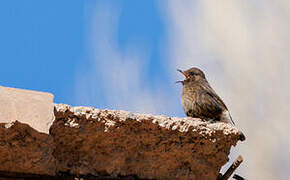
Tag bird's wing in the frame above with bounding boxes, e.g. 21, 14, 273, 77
197, 90, 225, 118
206, 90, 228, 110
202, 85, 235, 125
183, 89, 221, 119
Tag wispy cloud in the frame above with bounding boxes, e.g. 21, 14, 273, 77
75, 2, 180, 116
162, 0, 290, 179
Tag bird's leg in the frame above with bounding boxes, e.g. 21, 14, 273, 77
201, 118, 216, 123
207, 119, 216, 124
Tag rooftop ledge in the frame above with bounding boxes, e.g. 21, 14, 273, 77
0, 86, 244, 180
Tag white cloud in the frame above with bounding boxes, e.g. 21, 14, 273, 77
75, 2, 180, 116
162, 0, 290, 179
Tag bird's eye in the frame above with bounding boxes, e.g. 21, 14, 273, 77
190, 72, 195, 76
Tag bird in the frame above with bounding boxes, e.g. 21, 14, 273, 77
177, 67, 235, 125
177, 67, 245, 141
177, 67, 235, 124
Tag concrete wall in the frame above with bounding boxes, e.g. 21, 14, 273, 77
0, 86, 243, 179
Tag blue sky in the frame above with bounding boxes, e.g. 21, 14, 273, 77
0, 1, 85, 104
0, 0, 167, 108
1, 1, 290, 178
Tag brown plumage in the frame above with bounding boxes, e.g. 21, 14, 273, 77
177, 67, 234, 124
177, 67, 245, 141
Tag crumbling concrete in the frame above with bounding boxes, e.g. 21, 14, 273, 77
0, 121, 56, 176
0, 87, 244, 180
51, 104, 242, 180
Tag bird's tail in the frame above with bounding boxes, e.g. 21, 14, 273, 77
223, 110, 246, 141
228, 112, 235, 125
221, 110, 235, 125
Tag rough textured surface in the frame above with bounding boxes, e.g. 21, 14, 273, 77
51, 104, 242, 180
0, 121, 56, 176
0, 83, 243, 180
0, 86, 54, 133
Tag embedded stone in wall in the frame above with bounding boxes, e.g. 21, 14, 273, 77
0, 86, 54, 134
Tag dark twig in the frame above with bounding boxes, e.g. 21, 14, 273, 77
218, 155, 244, 180
233, 174, 246, 180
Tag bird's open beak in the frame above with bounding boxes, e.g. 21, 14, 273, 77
177, 69, 190, 79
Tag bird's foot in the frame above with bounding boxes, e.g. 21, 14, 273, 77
208, 119, 216, 124
201, 118, 216, 124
